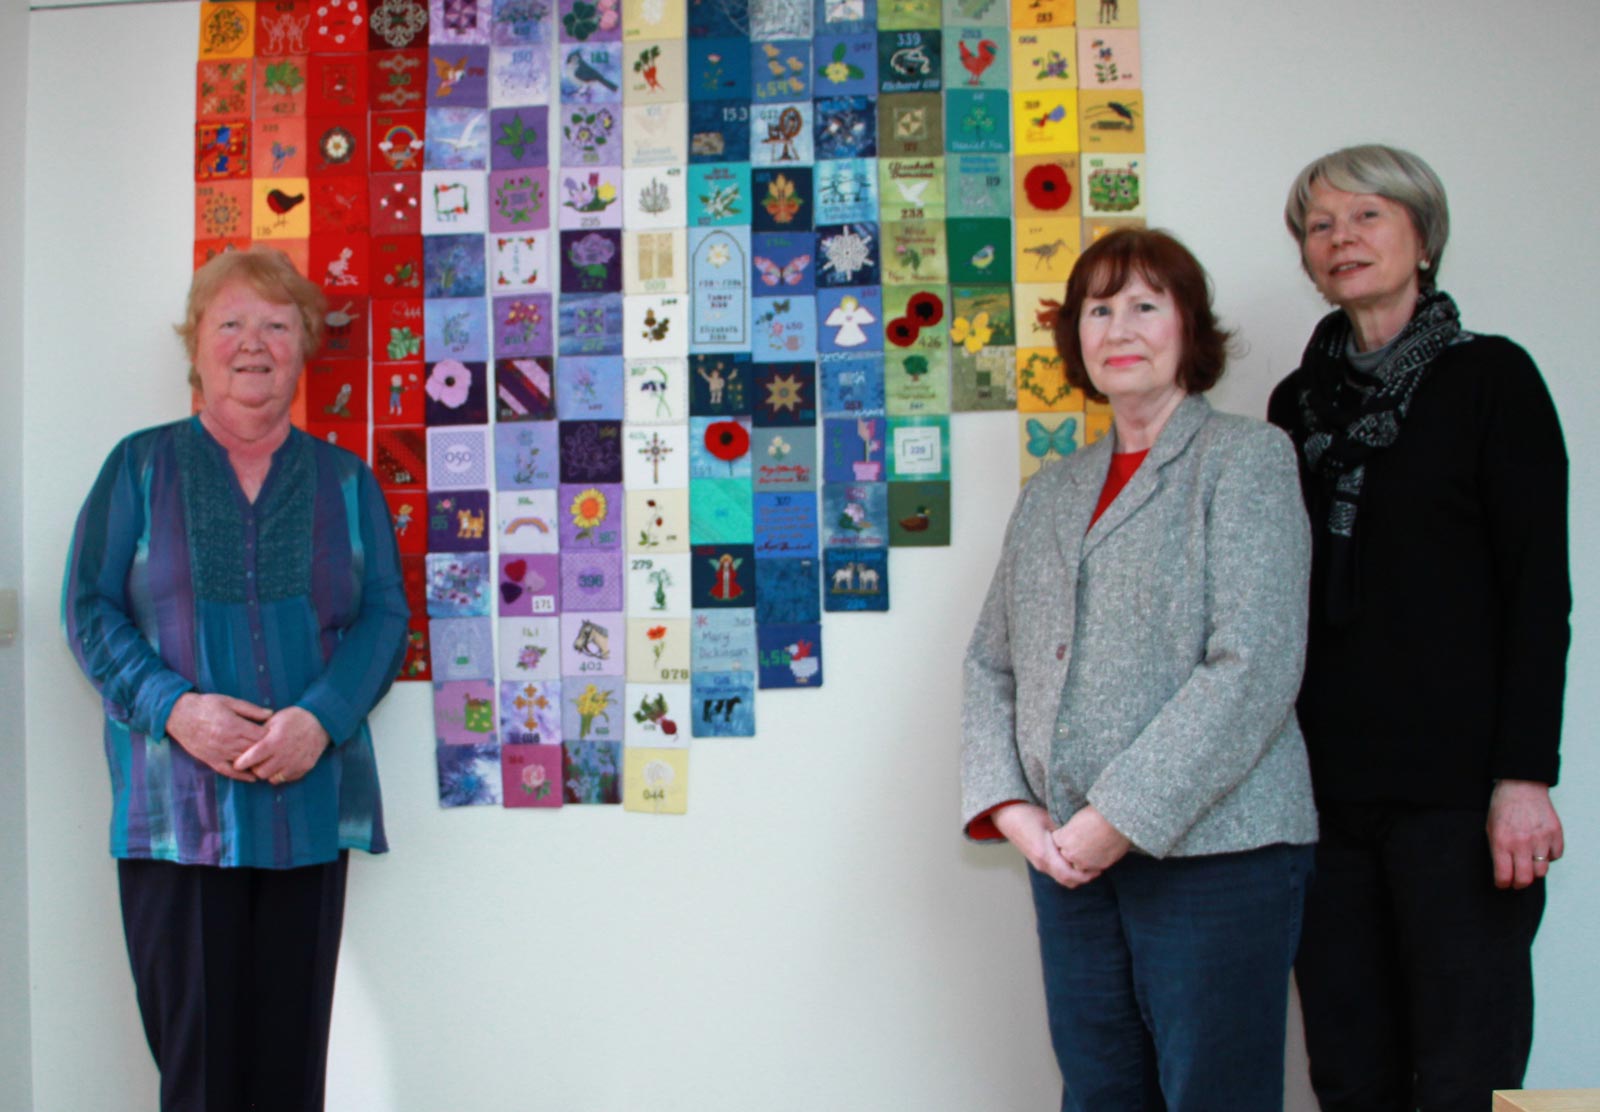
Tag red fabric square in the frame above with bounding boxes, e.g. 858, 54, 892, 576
308, 114, 368, 177
368, 50, 428, 111
306, 54, 369, 114
310, 176, 372, 236
369, 235, 424, 294
370, 174, 422, 235
368, 109, 426, 172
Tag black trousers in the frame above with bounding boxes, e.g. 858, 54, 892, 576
117, 853, 349, 1112
1295, 804, 1545, 1112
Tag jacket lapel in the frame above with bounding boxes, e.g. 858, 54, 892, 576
1051, 430, 1111, 571
1080, 394, 1211, 560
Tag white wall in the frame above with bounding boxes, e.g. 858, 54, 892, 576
17, 2, 1598, 1109
0, 2, 31, 1110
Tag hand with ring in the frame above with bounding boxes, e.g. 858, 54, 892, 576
234, 706, 331, 787
1487, 780, 1564, 889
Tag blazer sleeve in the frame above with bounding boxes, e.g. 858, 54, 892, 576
1478, 341, 1569, 785
61, 436, 194, 739
961, 484, 1041, 836
1087, 428, 1312, 856
294, 462, 412, 746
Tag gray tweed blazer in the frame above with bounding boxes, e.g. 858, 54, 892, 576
962, 394, 1318, 857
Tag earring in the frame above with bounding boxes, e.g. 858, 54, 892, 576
1419, 259, 1431, 270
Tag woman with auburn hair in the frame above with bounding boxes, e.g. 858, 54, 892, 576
962, 228, 1317, 1110
64, 246, 410, 1111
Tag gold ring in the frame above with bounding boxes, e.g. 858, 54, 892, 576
1532, 855, 1548, 862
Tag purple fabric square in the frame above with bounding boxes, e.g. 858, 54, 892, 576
494, 357, 557, 421
423, 359, 489, 425
428, 45, 491, 106
559, 101, 623, 168
557, 293, 623, 357
490, 105, 549, 169
559, 228, 623, 294
557, 419, 623, 483
555, 356, 625, 420
488, 168, 550, 231
427, 489, 492, 552
499, 553, 560, 615
492, 295, 553, 359
558, 483, 624, 551
560, 550, 624, 611
430, 0, 491, 44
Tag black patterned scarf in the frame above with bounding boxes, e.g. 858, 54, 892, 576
1292, 289, 1463, 624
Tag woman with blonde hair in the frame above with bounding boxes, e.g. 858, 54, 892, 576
1272, 144, 1569, 1109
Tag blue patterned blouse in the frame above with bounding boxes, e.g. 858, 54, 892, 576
64, 417, 410, 869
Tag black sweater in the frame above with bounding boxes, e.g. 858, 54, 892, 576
1268, 331, 1569, 809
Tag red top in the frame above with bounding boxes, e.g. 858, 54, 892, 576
965, 448, 1151, 841
1090, 448, 1148, 527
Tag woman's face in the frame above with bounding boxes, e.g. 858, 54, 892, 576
1078, 273, 1184, 410
194, 280, 306, 422
1300, 180, 1425, 314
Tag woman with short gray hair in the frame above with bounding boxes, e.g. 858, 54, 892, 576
1269, 144, 1570, 1109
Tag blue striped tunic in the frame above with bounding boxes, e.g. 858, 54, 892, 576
64, 417, 410, 869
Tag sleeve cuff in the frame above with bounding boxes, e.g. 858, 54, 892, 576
149, 676, 196, 742
295, 688, 354, 748
1087, 786, 1171, 858
965, 799, 1026, 842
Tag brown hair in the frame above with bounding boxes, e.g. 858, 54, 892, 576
1051, 228, 1232, 403
175, 246, 326, 389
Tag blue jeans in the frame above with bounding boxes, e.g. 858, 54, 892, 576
1027, 842, 1314, 1112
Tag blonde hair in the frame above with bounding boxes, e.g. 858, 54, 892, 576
176, 246, 326, 388
1284, 144, 1450, 289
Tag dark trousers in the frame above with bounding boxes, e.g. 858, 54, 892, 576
117, 853, 350, 1112
1296, 804, 1545, 1112
1027, 843, 1314, 1112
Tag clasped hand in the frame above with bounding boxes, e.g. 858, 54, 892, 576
993, 802, 1133, 889
166, 693, 329, 785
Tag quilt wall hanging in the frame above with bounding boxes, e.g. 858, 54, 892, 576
192, 0, 1143, 813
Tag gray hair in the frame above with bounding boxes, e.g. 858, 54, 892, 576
1284, 144, 1450, 288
